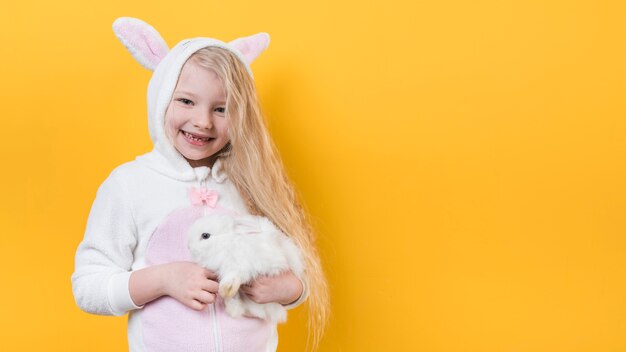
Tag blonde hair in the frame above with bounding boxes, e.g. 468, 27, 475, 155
188, 47, 330, 350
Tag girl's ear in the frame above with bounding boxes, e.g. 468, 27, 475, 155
112, 17, 170, 71
228, 33, 270, 65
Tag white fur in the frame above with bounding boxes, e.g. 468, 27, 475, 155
187, 214, 304, 323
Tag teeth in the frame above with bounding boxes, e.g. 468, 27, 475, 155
183, 131, 210, 142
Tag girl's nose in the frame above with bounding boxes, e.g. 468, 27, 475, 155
192, 110, 213, 129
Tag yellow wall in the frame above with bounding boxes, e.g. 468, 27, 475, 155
1, 0, 625, 351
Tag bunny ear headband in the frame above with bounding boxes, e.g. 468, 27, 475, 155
111, 17, 270, 75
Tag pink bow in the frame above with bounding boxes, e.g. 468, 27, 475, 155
188, 187, 219, 207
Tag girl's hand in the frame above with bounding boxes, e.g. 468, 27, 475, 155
162, 261, 219, 311
240, 270, 303, 305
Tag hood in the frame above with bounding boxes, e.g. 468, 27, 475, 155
111, 17, 269, 183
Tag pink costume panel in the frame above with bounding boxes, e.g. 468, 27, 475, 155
142, 205, 273, 352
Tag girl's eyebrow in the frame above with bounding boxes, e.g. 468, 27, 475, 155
174, 90, 198, 97
174, 90, 226, 104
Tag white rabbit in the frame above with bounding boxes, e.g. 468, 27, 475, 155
186, 213, 305, 323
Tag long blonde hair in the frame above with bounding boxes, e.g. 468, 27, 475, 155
189, 47, 330, 350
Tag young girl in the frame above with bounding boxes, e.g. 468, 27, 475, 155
71, 17, 329, 351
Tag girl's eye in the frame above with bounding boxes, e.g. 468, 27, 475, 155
215, 107, 226, 113
178, 98, 193, 105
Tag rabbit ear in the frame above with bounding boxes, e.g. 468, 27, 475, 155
234, 215, 261, 234
112, 17, 170, 71
228, 32, 270, 65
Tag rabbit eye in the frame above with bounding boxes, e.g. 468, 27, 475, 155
201, 233, 211, 240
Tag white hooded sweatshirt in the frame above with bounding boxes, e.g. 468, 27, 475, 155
71, 18, 307, 352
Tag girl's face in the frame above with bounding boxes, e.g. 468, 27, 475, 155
164, 59, 230, 168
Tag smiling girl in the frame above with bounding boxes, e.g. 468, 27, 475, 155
72, 17, 329, 352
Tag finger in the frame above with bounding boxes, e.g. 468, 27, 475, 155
246, 292, 263, 303
195, 291, 216, 304
202, 279, 220, 294
204, 269, 218, 281
189, 299, 207, 311
240, 283, 255, 294
241, 290, 253, 300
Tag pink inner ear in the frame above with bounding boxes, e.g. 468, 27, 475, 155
229, 33, 270, 65
142, 30, 169, 67
113, 17, 169, 70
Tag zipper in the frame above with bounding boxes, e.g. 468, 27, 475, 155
210, 303, 221, 351
193, 165, 221, 351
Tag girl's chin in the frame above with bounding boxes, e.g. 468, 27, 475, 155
183, 155, 215, 167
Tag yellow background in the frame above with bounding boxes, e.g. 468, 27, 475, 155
1, 0, 625, 351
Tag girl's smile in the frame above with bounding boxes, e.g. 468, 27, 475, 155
181, 130, 215, 145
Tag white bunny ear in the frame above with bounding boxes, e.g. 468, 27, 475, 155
112, 17, 170, 71
228, 33, 270, 65
234, 214, 262, 234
